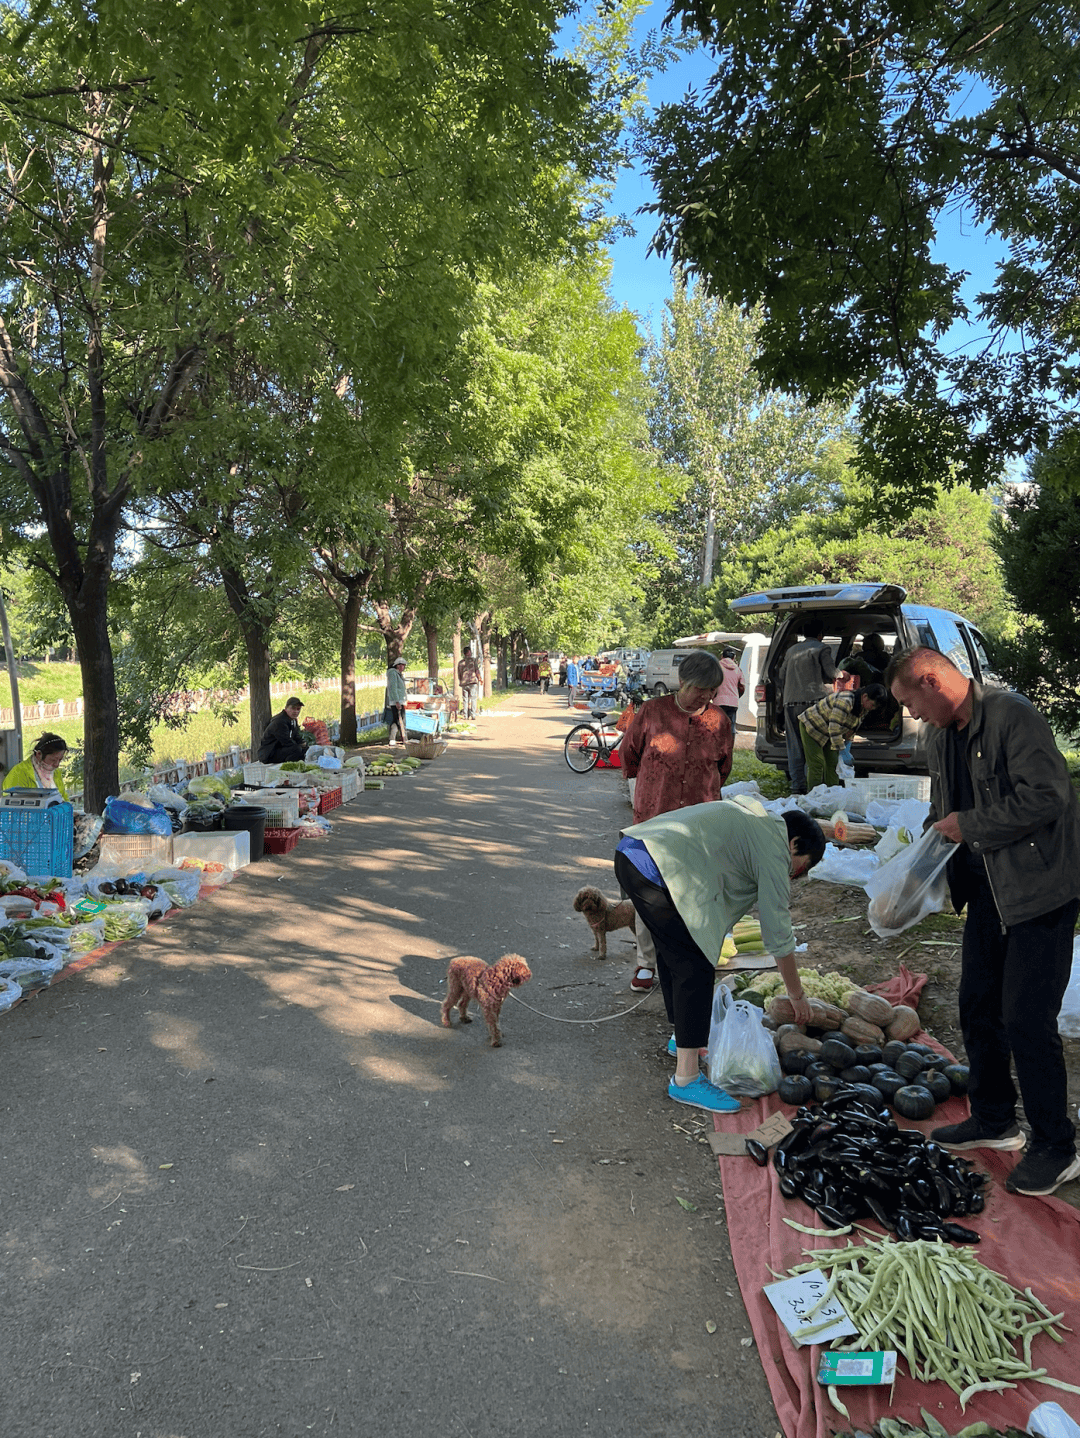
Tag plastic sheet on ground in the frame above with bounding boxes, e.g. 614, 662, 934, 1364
807, 842, 880, 886
795, 784, 867, 819
865, 797, 930, 832
712, 1035, 1080, 1438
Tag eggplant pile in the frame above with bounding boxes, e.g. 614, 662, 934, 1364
772, 1081, 987, 1241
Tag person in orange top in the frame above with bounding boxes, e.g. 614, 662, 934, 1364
619, 651, 734, 991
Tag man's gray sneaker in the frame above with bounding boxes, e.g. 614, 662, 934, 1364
929, 1116, 1025, 1152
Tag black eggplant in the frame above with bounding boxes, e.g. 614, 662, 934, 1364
816, 1204, 850, 1230
745, 1139, 768, 1167
968, 1191, 986, 1214
778, 1175, 800, 1199
942, 1222, 980, 1244
864, 1196, 896, 1231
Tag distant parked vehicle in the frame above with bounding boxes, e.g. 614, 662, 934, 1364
672, 630, 769, 729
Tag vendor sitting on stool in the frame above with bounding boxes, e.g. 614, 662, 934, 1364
3, 732, 70, 798
257, 697, 307, 763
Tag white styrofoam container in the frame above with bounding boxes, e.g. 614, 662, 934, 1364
172, 831, 250, 870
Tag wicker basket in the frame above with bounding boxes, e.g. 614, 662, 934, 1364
417, 735, 448, 759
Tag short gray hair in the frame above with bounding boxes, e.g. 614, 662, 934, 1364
678, 650, 723, 690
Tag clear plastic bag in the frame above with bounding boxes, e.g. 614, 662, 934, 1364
809, 843, 881, 887
150, 867, 201, 906
707, 997, 781, 1097
0, 974, 22, 1013
865, 826, 955, 938
1057, 937, 1080, 1038
705, 982, 734, 1080
1028, 1403, 1080, 1438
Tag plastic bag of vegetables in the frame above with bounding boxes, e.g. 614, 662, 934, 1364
185, 774, 232, 802
100, 902, 149, 943
149, 867, 201, 907
865, 825, 954, 938
707, 998, 781, 1097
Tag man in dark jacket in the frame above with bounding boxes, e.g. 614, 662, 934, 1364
257, 697, 307, 763
778, 618, 837, 793
887, 645, 1080, 1196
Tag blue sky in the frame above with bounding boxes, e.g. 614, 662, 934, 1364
600, 6, 1007, 349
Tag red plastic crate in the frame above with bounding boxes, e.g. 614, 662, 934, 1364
317, 788, 342, 815
263, 827, 302, 855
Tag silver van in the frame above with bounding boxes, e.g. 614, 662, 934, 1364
730, 582, 1005, 777
643, 649, 688, 696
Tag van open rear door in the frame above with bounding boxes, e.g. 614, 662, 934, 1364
731, 583, 907, 615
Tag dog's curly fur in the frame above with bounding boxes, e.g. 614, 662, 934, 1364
573, 886, 637, 957
440, 954, 532, 1048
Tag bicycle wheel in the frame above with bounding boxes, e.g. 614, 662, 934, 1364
564, 723, 601, 772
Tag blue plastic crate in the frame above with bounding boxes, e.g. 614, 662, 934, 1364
0, 803, 74, 878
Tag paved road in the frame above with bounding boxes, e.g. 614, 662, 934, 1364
1, 692, 778, 1438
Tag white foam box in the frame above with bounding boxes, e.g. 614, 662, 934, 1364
172, 831, 250, 870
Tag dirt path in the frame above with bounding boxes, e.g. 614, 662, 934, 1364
1, 691, 778, 1438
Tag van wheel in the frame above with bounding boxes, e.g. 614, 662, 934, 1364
653, 683, 668, 697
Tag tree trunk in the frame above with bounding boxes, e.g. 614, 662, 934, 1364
338, 579, 364, 747
452, 620, 462, 706
497, 633, 509, 689
219, 561, 275, 744
68, 577, 121, 811
477, 612, 493, 698
701, 496, 717, 589
423, 618, 439, 679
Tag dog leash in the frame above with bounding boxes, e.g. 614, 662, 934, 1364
506, 988, 658, 1023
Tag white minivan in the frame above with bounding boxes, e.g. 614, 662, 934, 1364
729, 582, 1005, 776
671, 630, 769, 729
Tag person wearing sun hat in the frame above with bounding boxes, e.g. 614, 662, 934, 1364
385, 656, 408, 746
256, 696, 307, 763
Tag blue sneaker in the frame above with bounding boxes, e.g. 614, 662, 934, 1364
668, 1075, 740, 1113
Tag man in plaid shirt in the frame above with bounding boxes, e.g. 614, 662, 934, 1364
798, 683, 888, 789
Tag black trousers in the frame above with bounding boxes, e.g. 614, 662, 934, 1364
959, 871, 1079, 1154
614, 850, 714, 1049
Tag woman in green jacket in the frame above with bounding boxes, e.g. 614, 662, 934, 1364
3, 732, 70, 799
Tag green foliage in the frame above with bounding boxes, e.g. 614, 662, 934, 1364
707, 440, 1010, 637
640, 281, 843, 641
643, 1, 1080, 504
992, 452, 1080, 738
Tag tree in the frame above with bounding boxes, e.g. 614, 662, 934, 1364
643, 1, 1080, 508
993, 448, 1080, 737
708, 440, 1011, 635
0, 0, 604, 806
640, 281, 842, 639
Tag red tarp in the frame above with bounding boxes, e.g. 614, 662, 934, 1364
715, 1040, 1080, 1438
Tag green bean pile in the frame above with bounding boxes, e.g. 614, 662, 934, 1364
785, 1232, 1080, 1410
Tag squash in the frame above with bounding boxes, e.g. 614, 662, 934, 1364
820, 1037, 857, 1070
813, 1073, 843, 1103
761, 1013, 779, 1032
844, 990, 895, 1028
882, 1039, 908, 1068
885, 1004, 921, 1041
894, 1050, 927, 1081
872, 1070, 906, 1102
840, 1065, 872, 1085
893, 1084, 936, 1121
943, 1063, 970, 1096
779, 1048, 811, 1075
841, 1014, 885, 1047
854, 1044, 883, 1068
776, 1029, 823, 1056
806, 998, 846, 1031
921, 1069, 952, 1104
777, 1074, 814, 1106
767, 995, 799, 1025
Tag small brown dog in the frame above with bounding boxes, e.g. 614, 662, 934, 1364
573, 886, 637, 957
440, 954, 532, 1048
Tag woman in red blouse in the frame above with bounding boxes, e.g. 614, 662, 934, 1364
620, 651, 734, 990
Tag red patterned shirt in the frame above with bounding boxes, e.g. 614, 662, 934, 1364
621, 695, 733, 823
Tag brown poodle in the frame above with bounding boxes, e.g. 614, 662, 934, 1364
440, 954, 532, 1048
573, 886, 637, 957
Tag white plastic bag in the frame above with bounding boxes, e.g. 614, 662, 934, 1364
864, 826, 955, 938
707, 998, 781, 1097
705, 982, 734, 1079
809, 843, 881, 887
1057, 938, 1080, 1037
